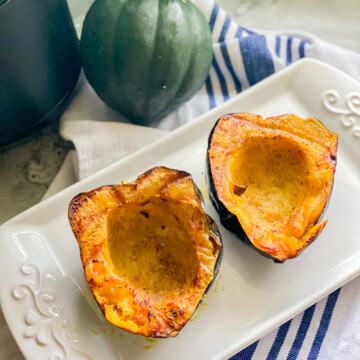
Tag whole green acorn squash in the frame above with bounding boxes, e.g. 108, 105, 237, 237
80, 0, 213, 125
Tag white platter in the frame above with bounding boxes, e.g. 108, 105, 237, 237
1, 59, 360, 360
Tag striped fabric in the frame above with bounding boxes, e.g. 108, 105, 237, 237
190, 1, 358, 359
230, 289, 341, 360
194, 1, 306, 112
182, 0, 360, 130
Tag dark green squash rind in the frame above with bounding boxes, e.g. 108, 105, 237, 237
193, 182, 223, 290
192, 182, 223, 314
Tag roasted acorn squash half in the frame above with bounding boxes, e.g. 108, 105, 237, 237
68, 167, 222, 337
206, 113, 338, 263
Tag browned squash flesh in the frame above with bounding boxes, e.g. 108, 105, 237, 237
68, 167, 222, 337
208, 113, 338, 262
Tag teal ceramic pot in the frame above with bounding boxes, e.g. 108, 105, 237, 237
0, 0, 81, 146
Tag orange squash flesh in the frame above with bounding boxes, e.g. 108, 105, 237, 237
208, 113, 338, 262
68, 167, 222, 337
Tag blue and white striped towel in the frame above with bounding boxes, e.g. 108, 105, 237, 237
59, 1, 360, 359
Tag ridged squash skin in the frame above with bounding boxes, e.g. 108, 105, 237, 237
80, 0, 213, 125
68, 167, 222, 337
206, 113, 338, 263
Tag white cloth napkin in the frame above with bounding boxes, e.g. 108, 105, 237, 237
59, 1, 360, 359
60, 83, 168, 179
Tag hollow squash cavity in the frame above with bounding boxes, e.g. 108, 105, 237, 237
107, 199, 198, 299
229, 135, 309, 236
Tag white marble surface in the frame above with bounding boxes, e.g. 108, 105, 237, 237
217, 0, 360, 54
1, 0, 360, 359
0, 124, 71, 224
